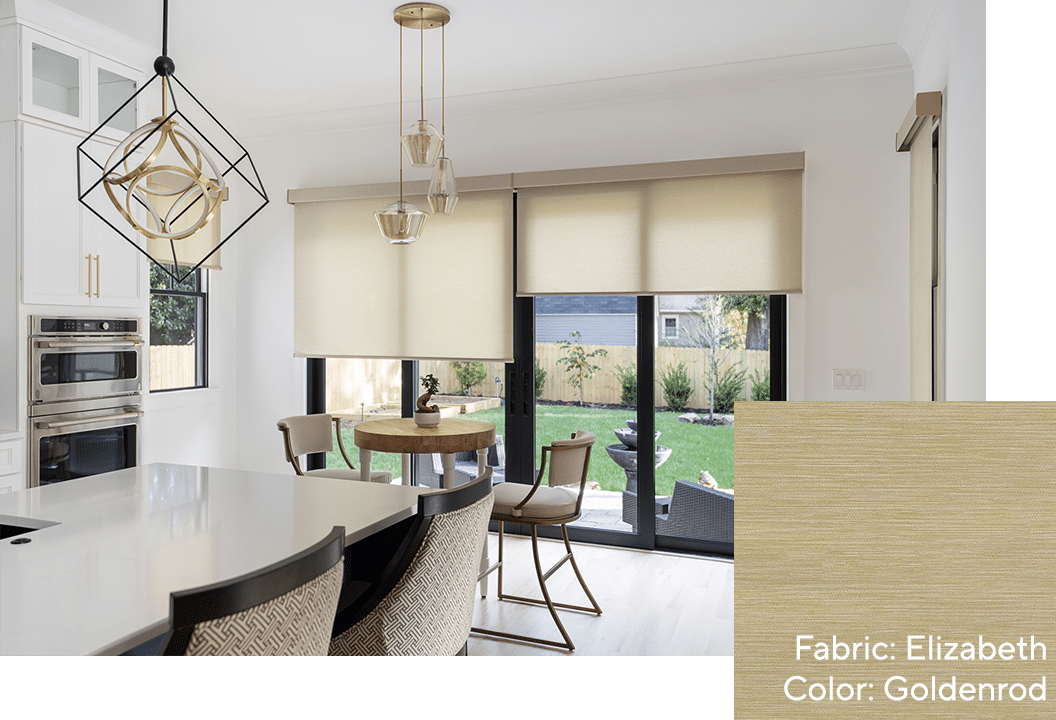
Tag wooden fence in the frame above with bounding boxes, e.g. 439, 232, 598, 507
534, 343, 768, 409
327, 345, 769, 413
149, 345, 196, 390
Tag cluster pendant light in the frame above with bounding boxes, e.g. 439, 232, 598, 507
76, 0, 267, 283
375, 3, 457, 244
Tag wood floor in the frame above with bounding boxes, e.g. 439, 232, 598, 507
467, 531, 734, 656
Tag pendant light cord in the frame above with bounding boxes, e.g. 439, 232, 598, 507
161, 0, 169, 56
399, 23, 404, 203
441, 23, 446, 150
160, 0, 170, 116
419, 7, 425, 121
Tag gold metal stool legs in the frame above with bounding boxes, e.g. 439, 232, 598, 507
471, 522, 602, 651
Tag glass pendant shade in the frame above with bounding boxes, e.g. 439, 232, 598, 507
374, 200, 427, 244
428, 157, 458, 214
401, 119, 443, 168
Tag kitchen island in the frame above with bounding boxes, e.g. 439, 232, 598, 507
0, 463, 428, 655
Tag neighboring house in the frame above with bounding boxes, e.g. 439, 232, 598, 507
535, 296, 637, 346
658, 295, 770, 350
656, 295, 700, 347
537, 294, 760, 349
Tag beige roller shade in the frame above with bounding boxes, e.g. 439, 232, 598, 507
517, 167, 802, 295
293, 189, 513, 361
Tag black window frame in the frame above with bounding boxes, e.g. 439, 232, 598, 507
149, 264, 209, 393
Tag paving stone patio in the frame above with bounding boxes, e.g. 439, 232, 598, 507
570, 489, 632, 532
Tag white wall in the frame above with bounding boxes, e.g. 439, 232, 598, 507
223, 58, 916, 473
904, 0, 986, 399
137, 0, 992, 470
142, 246, 239, 468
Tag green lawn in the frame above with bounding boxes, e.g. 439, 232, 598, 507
330, 404, 733, 497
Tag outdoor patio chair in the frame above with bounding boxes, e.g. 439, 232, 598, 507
654, 480, 734, 544
471, 430, 602, 652
620, 490, 671, 531
277, 414, 393, 483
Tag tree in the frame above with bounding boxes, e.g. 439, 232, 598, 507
450, 361, 487, 395
686, 296, 739, 420
149, 265, 197, 345
724, 295, 769, 351
556, 331, 607, 406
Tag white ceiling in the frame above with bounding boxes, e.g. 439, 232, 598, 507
45, 0, 927, 130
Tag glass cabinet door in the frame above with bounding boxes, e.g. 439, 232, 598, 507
21, 27, 90, 130
91, 55, 140, 139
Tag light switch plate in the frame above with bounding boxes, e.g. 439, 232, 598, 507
833, 369, 865, 391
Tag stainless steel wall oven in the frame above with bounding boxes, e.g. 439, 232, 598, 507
29, 316, 144, 487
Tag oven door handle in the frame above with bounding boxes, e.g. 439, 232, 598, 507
35, 338, 141, 349
35, 409, 144, 430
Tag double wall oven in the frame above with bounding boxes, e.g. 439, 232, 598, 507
29, 316, 144, 487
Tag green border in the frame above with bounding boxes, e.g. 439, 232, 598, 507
984, 0, 1051, 399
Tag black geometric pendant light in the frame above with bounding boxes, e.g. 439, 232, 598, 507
76, 0, 267, 284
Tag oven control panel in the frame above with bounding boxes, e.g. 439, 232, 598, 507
32, 317, 139, 335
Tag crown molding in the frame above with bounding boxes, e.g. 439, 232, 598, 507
897, 0, 946, 67
1, 0, 154, 68
237, 44, 912, 141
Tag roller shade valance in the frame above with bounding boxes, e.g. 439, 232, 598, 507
517, 165, 803, 296
293, 188, 513, 362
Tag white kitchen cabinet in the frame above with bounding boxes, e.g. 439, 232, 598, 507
89, 53, 142, 141
20, 27, 91, 131
0, 437, 24, 494
20, 122, 144, 307
19, 26, 142, 137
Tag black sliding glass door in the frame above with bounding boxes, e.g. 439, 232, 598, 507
307, 296, 784, 557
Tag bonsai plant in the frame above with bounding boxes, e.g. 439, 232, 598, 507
414, 373, 442, 427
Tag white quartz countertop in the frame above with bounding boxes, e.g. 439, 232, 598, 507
0, 463, 428, 655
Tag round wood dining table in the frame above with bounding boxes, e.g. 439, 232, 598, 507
353, 417, 496, 488
354, 417, 498, 595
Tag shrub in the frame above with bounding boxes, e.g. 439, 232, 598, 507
709, 363, 747, 414
534, 360, 547, 399
660, 361, 693, 412
450, 361, 487, 395
750, 369, 770, 401
613, 363, 637, 407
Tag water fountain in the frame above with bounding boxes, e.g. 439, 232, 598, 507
605, 420, 671, 494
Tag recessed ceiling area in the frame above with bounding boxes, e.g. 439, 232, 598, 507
45, 0, 930, 130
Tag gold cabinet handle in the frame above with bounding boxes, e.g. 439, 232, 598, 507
85, 254, 92, 297
94, 255, 101, 298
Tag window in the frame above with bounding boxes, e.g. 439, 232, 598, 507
149, 264, 207, 391
662, 316, 679, 339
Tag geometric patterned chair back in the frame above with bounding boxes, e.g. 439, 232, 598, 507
329, 472, 495, 655
162, 526, 345, 655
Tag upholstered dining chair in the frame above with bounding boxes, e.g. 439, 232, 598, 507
329, 469, 494, 656
161, 526, 345, 655
278, 414, 392, 483
471, 430, 602, 651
